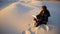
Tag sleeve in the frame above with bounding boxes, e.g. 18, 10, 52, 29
47, 10, 50, 17
34, 18, 36, 21
36, 13, 40, 19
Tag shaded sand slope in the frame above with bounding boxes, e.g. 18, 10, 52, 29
0, 1, 60, 34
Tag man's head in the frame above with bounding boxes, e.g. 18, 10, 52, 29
41, 5, 47, 10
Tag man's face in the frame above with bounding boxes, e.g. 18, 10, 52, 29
42, 7, 45, 10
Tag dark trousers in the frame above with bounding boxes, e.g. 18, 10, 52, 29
35, 21, 47, 27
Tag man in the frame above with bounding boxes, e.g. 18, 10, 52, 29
34, 5, 50, 27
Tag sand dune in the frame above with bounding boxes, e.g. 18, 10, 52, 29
0, 1, 60, 34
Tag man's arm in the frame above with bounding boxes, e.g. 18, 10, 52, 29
45, 10, 50, 17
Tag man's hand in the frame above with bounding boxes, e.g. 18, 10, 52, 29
36, 19, 39, 22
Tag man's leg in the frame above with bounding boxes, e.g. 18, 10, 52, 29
35, 23, 40, 27
44, 22, 49, 32
35, 22, 42, 27
45, 24, 49, 32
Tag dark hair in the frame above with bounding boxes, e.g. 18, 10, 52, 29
42, 5, 47, 9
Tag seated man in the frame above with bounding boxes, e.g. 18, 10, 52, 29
34, 5, 50, 27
